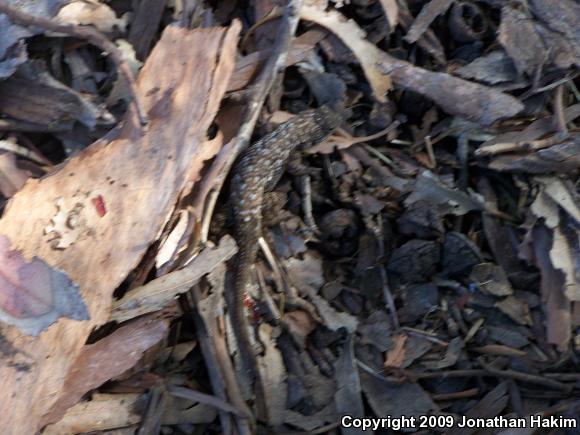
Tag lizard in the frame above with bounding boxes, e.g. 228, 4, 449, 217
229, 102, 346, 420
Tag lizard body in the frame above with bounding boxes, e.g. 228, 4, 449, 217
229, 104, 344, 413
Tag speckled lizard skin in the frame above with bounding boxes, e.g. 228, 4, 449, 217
230, 104, 344, 389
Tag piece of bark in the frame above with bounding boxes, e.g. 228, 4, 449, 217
43, 315, 169, 426
0, 23, 239, 434
43, 393, 142, 434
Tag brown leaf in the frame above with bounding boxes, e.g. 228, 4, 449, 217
488, 138, 580, 174
521, 225, 571, 349
384, 334, 407, 369
0, 65, 111, 128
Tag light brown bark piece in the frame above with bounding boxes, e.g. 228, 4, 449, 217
0, 23, 240, 433
44, 315, 169, 426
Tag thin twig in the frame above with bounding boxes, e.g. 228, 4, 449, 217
424, 135, 436, 168
193, 0, 304, 241
553, 85, 568, 138
432, 388, 480, 401
168, 385, 249, 417
477, 358, 573, 392
189, 285, 252, 434
474, 135, 564, 157
299, 174, 318, 235
0, 2, 147, 126
136, 385, 166, 435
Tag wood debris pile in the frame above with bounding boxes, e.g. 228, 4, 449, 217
0, 0, 578, 433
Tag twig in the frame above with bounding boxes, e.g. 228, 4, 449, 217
0, 138, 50, 166
400, 327, 449, 346
136, 385, 166, 435
432, 388, 480, 401
299, 174, 318, 235
424, 135, 436, 168
168, 385, 249, 417
474, 135, 565, 157
405, 369, 488, 380
373, 213, 399, 329
0, 2, 147, 126
477, 358, 573, 392
258, 236, 285, 295
188, 285, 252, 434
553, 85, 568, 138
192, 0, 304, 242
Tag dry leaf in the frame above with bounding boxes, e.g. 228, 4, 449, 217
384, 334, 407, 369
307, 126, 393, 154
551, 226, 580, 301
423, 337, 464, 370
446, 383, 509, 435
284, 309, 317, 341
405, 171, 485, 215
57, 0, 128, 32
361, 371, 438, 419
529, 177, 580, 302
300, 6, 392, 101
404, 0, 454, 44
495, 296, 532, 326
470, 263, 513, 297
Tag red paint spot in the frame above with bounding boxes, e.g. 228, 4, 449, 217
243, 294, 261, 322
92, 195, 107, 217
243, 293, 253, 309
